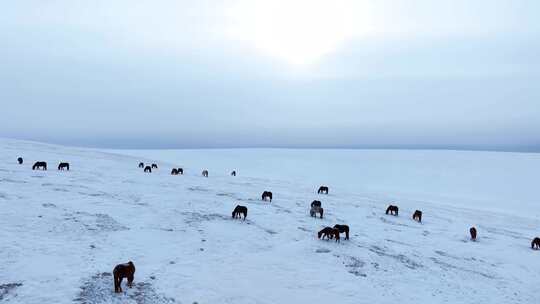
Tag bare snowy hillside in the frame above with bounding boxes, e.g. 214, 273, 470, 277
1, 138, 539, 304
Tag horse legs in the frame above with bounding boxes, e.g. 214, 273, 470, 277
114, 275, 123, 293
127, 274, 134, 288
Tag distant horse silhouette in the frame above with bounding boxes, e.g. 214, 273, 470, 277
32, 161, 47, 170
151, 164, 158, 169
333, 224, 350, 240
138, 162, 144, 168
231, 170, 236, 176
386, 205, 399, 216
310, 206, 324, 218
58, 162, 70, 171
178, 168, 183, 175
171, 168, 178, 175
113, 261, 135, 293
532, 237, 540, 250
17, 157, 23, 164
412, 210, 422, 222
470, 227, 477, 241
318, 186, 329, 194
261, 191, 272, 202
232, 205, 248, 220
318, 227, 340, 242
144, 166, 152, 173
311, 200, 322, 208
202, 170, 208, 177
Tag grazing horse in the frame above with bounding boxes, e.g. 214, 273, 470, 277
310, 206, 324, 218
531, 237, 540, 250
318, 227, 340, 242
333, 224, 350, 240
138, 162, 144, 168
202, 170, 208, 177
171, 168, 178, 175
232, 205, 248, 220
178, 168, 183, 175
58, 162, 70, 171
412, 210, 422, 222
318, 186, 329, 194
231, 170, 236, 176
261, 191, 272, 202
32, 161, 47, 170
470, 227, 477, 241
17, 157, 23, 164
151, 163, 158, 169
113, 261, 135, 293
144, 166, 152, 173
386, 205, 399, 216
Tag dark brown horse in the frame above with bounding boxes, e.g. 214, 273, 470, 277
113, 261, 135, 293
310, 206, 324, 218
531, 237, 540, 250
171, 168, 178, 175
138, 162, 144, 168
232, 205, 248, 220
386, 205, 399, 216
318, 186, 329, 194
261, 191, 272, 202
470, 227, 477, 241
318, 227, 340, 242
202, 170, 208, 177
144, 166, 152, 173
17, 157, 23, 164
333, 224, 350, 240
32, 161, 47, 170
151, 163, 158, 169
231, 170, 236, 176
58, 162, 70, 171
311, 200, 322, 208
412, 210, 422, 222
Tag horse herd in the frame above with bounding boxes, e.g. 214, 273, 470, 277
18, 158, 70, 171
13, 156, 540, 293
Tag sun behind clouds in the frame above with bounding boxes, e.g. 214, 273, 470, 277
225, 0, 373, 66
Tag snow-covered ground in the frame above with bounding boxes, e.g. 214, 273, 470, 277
1, 138, 539, 303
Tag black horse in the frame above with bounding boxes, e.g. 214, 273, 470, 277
113, 261, 135, 293
151, 164, 158, 169
58, 162, 70, 171
232, 205, 248, 220
261, 191, 272, 202
231, 170, 236, 176
138, 162, 144, 168
17, 157, 23, 164
310, 206, 324, 218
318, 227, 340, 242
532, 237, 540, 250
32, 161, 47, 170
470, 227, 477, 241
171, 168, 178, 175
333, 224, 350, 240
202, 170, 208, 177
144, 166, 152, 173
178, 168, 183, 175
311, 200, 322, 208
318, 186, 329, 194
386, 205, 399, 216
412, 210, 422, 222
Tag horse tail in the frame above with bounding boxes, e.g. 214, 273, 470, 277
320, 208, 324, 219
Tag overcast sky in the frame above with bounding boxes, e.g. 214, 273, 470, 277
1, 0, 539, 150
